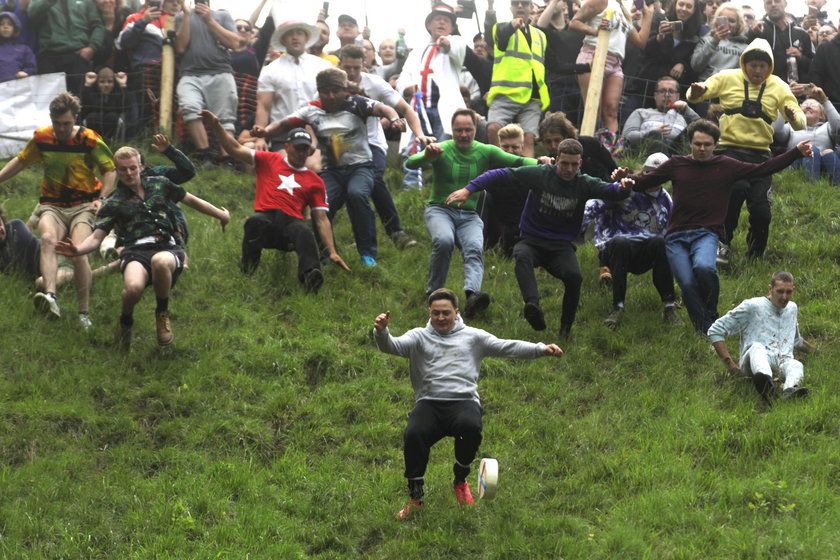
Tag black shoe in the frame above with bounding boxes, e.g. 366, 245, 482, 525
559, 323, 572, 339
463, 291, 490, 319
752, 373, 776, 401
303, 268, 324, 294
781, 386, 809, 400
523, 302, 546, 331
603, 307, 623, 330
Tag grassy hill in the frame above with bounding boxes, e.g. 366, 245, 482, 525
1, 151, 839, 559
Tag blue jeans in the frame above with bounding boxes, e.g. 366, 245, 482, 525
665, 228, 719, 334
424, 204, 484, 294
321, 164, 377, 258
794, 148, 840, 185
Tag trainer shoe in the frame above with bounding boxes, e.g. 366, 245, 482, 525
115, 318, 132, 350
303, 268, 324, 294
155, 311, 174, 346
78, 312, 93, 330
453, 481, 474, 505
34, 292, 61, 319
396, 499, 423, 520
752, 373, 776, 400
390, 230, 418, 250
662, 306, 683, 326
716, 242, 730, 266
360, 255, 377, 268
599, 266, 612, 289
603, 307, 623, 330
463, 291, 491, 319
523, 302, 547, 331
782, 386, 809, 400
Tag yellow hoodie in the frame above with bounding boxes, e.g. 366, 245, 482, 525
687, 38, 805, 151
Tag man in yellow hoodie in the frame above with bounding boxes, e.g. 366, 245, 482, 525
688, 38, 805, 264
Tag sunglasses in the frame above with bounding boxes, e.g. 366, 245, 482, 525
237, 25, 252, 32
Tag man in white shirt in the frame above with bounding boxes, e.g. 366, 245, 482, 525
338, 45, 433, 249
708, 270, 815, 402
254, 20, 331, 152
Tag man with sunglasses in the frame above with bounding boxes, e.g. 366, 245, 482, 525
200, 110, 350, 289
623, 75, 701, 154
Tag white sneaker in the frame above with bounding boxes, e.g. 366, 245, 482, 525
716, 242, 730, 266
78, 313, 92, 330
99, 231, 118, 259
34, 292, 61, 319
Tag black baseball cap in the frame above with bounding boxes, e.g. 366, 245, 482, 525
285, 128, 312, 147
338, 14, 358, 26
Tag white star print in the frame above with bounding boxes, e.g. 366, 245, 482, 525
277, 173, 302, 195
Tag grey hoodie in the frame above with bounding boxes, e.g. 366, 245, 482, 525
374, 315, 547, 404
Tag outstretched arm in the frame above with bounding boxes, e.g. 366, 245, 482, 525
0, 157, 29, 185
200, 110, 253, 164
374, 310, 391, 331
181, 193, 230, 231
55, 228, 108, 257
312, 210, 351, 272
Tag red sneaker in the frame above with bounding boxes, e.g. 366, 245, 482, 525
454, 481, 474, 505
396, 499, 423, 520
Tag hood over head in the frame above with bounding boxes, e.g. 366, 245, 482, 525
739, 38, 774, 75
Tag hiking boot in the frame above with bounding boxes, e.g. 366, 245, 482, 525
78, 312, 93, 330
662, 306, 683, 326
390, 230, 417, 250
463, 291, 490, 319
155, 311, 174, 346
716, 242, 730, 266
396, 499, 423, 520
523, 302, 547, 331
782, 386, 809, 400
115, 318, 132, 350
34, 292, 61, 319
599, 266, 612, 289
604, 307, 623, 330
360, 255, 378, 268
303, 268, 324, 294
453, 481, 474, 505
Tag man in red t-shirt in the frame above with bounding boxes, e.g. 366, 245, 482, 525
200, 110, 350, 293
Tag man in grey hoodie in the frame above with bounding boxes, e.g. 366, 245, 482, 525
374, 288, 563, 520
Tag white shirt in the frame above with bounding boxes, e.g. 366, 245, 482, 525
257, 53, 332, 123
359, 72, 403, 152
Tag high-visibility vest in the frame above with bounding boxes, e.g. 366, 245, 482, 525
487, 23, 550, 110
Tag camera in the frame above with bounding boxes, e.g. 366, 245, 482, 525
740, 99, 764, 119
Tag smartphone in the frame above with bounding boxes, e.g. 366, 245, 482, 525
715, 16, 730, 32
322, 1, 329, 18
808, 5, 818, 15
667, 20, 683, 32
457, 0, 476, 19
195, 0, 208, 5
634, 0, 643, 10
149, 0, 161, 7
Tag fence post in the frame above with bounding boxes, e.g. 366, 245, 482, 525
159, 16, 176, 135
580, 10, 612, 136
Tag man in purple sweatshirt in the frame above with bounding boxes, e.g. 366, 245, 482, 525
613, 120, 811, 334
447, 138, 634, 337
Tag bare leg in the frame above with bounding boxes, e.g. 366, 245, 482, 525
121, 261, 149, 316
71, 222, 93, 313
37, 213, 67, 295
150, 251, 177, 299
524, 133, 536, 158
185, 119, 210, 151
487, 122, 501, 147
600, 76, 624, 133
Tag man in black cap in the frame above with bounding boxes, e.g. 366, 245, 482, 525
201, 110, 350, 290
333, 14, 361, 53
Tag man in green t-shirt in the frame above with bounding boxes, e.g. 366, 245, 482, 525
405, 108, 537, 318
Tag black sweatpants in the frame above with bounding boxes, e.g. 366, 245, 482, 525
719, 147, 772, 258
514, 237, 582, 327
241, 211, 319, 279
403, 399, 483, 481
602, 236, 675, 307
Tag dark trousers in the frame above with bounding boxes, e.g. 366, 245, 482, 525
602, 236, 675, 307
38, 52, 92, 95
719, 147, 772, 258
514, 237, 582, 327
370, 145, 402, 236
403, 399, 483, 481
241, 211, 319, 280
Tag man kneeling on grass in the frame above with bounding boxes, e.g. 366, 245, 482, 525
373, 288, 563, 520
57, 146, 230, 348
708, 271, 815, 403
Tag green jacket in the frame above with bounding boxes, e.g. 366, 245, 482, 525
28, 0, 105, 55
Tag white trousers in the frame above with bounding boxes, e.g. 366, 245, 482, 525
740, 342, 804, 389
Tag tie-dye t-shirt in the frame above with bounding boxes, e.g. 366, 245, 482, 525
18, 126, 115, 207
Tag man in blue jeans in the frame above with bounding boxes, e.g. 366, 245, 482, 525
252, 68, 402, 267
614, 120, 811, 333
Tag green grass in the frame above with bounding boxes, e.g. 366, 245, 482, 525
1, 151, 839, 559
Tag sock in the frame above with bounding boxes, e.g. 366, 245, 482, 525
615, 302, 624, 309
120, 313, 133, 326
408, 478, 424, 501
664, 302, 675, 309
453, 460, 471, 484
155, 298, 169, 313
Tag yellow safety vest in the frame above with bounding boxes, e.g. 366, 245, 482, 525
487, 23, 549, 110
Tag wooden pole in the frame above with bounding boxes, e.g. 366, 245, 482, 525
579, 10, 613, 137
159, 15, 176, 136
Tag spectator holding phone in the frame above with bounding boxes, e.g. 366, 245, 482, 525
692, 4, 749, 82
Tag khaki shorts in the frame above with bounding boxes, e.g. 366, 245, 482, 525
487, 96, 542, 136
37, 203, 96, 235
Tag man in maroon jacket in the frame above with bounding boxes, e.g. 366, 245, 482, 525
612, 120, 811, 334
